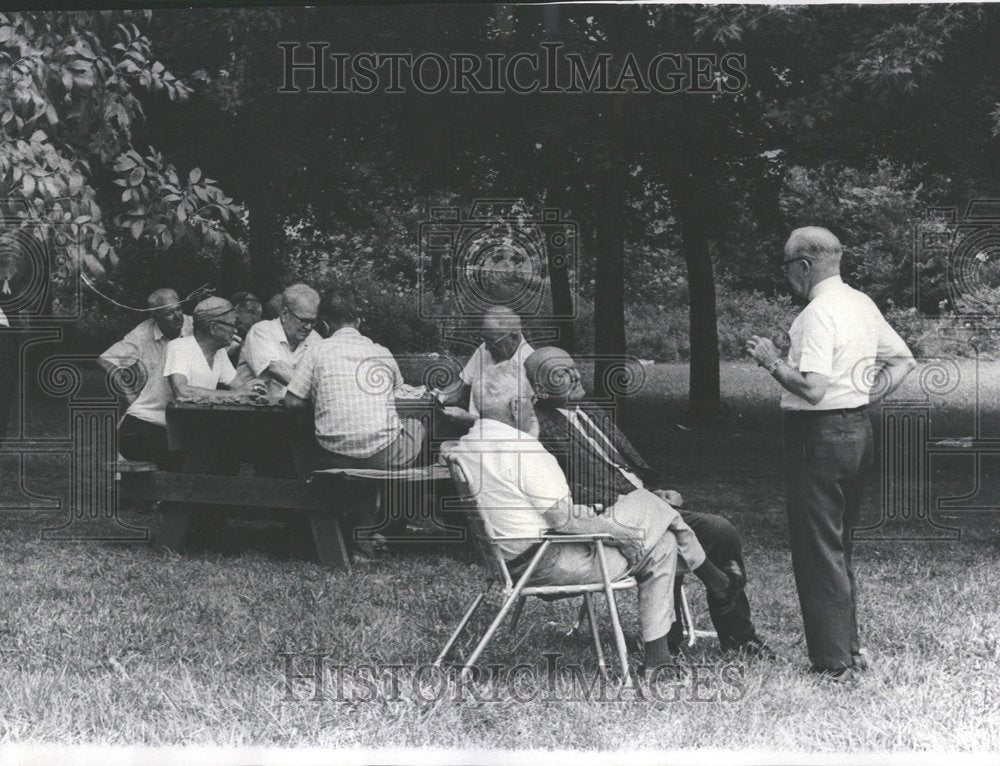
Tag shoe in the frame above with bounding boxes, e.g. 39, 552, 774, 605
708, 560, 746, 613
728, 635, 778, 661
852, 649, 870, 671
666, 621, 684, 656
810, 665, 857, 682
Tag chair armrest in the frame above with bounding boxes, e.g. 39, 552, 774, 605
489, 534, 616, 544
542, 533, 616, 543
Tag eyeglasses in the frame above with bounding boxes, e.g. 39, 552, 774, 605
212, 320, 237, 332
482, 331, 518, 347
285, 307, 317, 329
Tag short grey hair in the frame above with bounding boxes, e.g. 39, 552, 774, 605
474, 361, 534, 421
147, 288, 179, 310
786, 226, 843, 265
282, 283, 320, 312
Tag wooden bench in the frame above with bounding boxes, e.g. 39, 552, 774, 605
115, 460, 452, 572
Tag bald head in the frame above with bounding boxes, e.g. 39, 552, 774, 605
525, 347, 585, 407
147, 288, 184, 339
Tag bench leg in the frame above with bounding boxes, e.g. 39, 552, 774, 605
155, 504, 195, 553
308, 510, 351, 573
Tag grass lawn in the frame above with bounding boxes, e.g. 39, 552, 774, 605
0, 360, 998, 752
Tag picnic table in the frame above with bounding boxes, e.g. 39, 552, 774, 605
118, 400, 455, 571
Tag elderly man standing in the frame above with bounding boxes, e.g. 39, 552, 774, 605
286, 290, 424, 470
524, 346, 766, 658
437, 306, 535, 425
237, 284, 321, 398
100, 288, 192, 468
448, 363, 704, 671
746, 226, 916, 679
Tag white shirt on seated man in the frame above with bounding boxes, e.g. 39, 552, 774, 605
445, 362, 704, 669
237, 283, 322, 398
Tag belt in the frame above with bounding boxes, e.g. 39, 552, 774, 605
784, 405, 868, 417
505, 540, 546, 572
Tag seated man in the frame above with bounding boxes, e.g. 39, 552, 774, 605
227, 291, 263, 364
237, 284, 322, 397
447, 363, 718, 670
437, 306, 535, 426
100, 288, 192, 469
165, 296, 260, 404
524, 346, 774, 658
285, 290, 424, 470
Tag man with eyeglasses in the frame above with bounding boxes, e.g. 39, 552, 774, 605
236, 284, 322, 398
746, 226, 916, 679
437, 306, 535, 425
525, 346, 772, 660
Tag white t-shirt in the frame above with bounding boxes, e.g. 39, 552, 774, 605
449, 418, 571, 559
128, 336, 236, 426
461, 337, 535, 417
236, 318, 321, 397
782, 276, 913, 411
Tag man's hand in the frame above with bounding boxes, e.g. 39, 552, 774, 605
652, 488, 684, 508
746, 335, 781, 368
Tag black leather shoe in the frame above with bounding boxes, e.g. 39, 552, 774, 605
810, 665, 856, 682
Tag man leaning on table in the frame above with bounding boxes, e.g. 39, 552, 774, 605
746, 226, 916, 680
237, 283, 322, 397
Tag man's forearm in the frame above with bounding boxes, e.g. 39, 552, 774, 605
265, 360, 295, 386
770, 362, 828, 406
871, 356, 917, 402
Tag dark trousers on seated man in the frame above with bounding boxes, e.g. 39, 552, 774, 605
118, 414, 185, 471
673, 509, 757, 649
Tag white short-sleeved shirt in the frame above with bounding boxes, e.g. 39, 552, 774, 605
127, 336, 236, 426
782, 276, 913, 411
460, 337, 535, 417
236, 318, 321, 397
287, 327, 404, 458
103, 316, 193, 425
448, 418, 571, 559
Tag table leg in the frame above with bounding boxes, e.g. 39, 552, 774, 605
307, 510, 351, 572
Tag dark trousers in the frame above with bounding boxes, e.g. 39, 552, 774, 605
118, 414, 185, 471
676, 508, 757, 648
784, 409, 873, 670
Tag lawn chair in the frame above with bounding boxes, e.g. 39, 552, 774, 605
435, 453, 698, 681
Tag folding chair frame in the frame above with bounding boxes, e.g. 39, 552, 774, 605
436, 455, 708, 682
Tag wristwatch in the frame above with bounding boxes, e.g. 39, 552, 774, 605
765, 358, 783, 374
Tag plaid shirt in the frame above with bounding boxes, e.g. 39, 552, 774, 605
287, 327, 403, 458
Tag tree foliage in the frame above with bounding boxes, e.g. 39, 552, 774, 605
0, 10, 240, 301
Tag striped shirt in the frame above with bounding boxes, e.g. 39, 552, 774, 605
287, 327, 404, 458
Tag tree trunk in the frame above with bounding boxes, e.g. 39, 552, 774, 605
247, 132, 279, 300
592, 154, 628, 399
672, 173, 721, 423
547, 237, 576, 353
